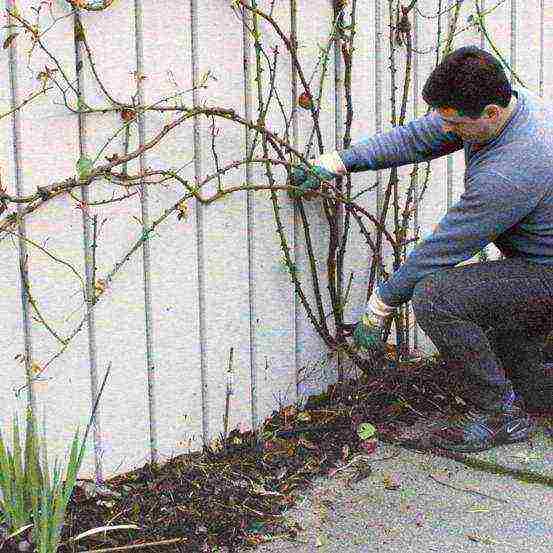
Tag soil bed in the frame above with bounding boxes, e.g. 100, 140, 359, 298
2, 352, 552, 553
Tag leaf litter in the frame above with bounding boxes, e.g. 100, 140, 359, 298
3, 353, 551, 552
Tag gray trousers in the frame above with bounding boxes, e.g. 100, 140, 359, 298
411, 257, 553, 411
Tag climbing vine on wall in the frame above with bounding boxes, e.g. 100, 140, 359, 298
65, 0, 115, 11
1, 0, 522, 391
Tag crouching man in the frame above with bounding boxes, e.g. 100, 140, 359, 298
289, 46, 553, 452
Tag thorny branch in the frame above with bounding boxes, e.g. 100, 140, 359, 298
0, 1, 520, 395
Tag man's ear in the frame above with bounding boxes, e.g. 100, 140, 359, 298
484, 104, 501, 120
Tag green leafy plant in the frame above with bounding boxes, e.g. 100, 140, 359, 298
76, 156, 94, 181
357, 422, 376, 440
0, 404, 85, 551
0, 406, 44, 541
0, 365, 112, 552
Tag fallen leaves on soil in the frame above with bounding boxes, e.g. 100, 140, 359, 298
2, 354, 550, 552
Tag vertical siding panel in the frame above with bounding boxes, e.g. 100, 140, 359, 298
77, 3, 151, 476
73, 6, 105, 483
0, 3, 25, 432
132, 0, 158, 469
480, 1, 486, 49
4, 0, 36, 437
377, 0, 394, 291
411, 3, 448, 355
6, 1, 100, 480
517, 0, 541, 95
290, 0, 300, 400
191, 2, 253, 442
240, 1, 258, 430
374, 0, 387, 294
240, 1, 297, 426
407, 3, 448, 354
374, 0, 383, 228
332, 0, 344, 381
331, 3, 377, 368
539, 0, 544, 97
292, 0, 338, 398
542, 5, 553, 106
190, 0, 210, 445
510, 0, 516, 89
391, 1, 413, 355
135, 0, 204, 462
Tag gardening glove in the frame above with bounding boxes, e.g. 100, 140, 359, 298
353, 290, 396, 360
288, 151, 347, 200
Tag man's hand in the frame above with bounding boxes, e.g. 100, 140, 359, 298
353, 291, 396, 361
288, 151, 347, 200
353, 313, 384, 349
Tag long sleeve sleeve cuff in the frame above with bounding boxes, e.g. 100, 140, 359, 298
317, 151, 348, 177
367, 289, 396, 319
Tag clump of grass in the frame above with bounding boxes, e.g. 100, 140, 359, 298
0, 364, 128, 552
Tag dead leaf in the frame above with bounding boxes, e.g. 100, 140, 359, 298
133, 71, 147, 82
94, 279, 107, 297
298, 436, 318, 450
466, 533, 499, 545
315, 534, 327, 547
360, 438, 378, 454
383, 472, 401, 490
282, 405, 297, 419
341, 444, 350, 460
384, 343, 397, 358
347, 464, 372, 486
413, 511, 425, 526
120, 109, 136, 122
3, 33, 18, 49
30, 361, 42, 375
176, 200, 188, 221
507, 451, 540, 462
209, 437, 223, 453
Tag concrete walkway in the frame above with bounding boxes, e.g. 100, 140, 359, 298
242, 422, 553, 553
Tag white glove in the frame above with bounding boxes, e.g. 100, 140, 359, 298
362, 290, 396, 328
316, 151, 348, 177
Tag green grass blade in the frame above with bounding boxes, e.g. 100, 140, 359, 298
0, 428, 15, 524
11, 413, 30, 528
41, 406, 50, 492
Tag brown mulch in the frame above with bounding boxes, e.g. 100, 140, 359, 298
1, 352, 552, 553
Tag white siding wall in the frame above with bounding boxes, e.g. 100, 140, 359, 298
0, 0, 550, 480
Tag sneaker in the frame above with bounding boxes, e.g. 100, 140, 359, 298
429, 404, 534, 453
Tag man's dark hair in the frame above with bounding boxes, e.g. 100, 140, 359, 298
422, 45, 512, 119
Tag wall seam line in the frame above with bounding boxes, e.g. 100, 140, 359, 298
133, 0, 158, 469
6, 0, 37, 435
241, 3, 258, 432
190, 0, 209, 446
73, 7, 104, 484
